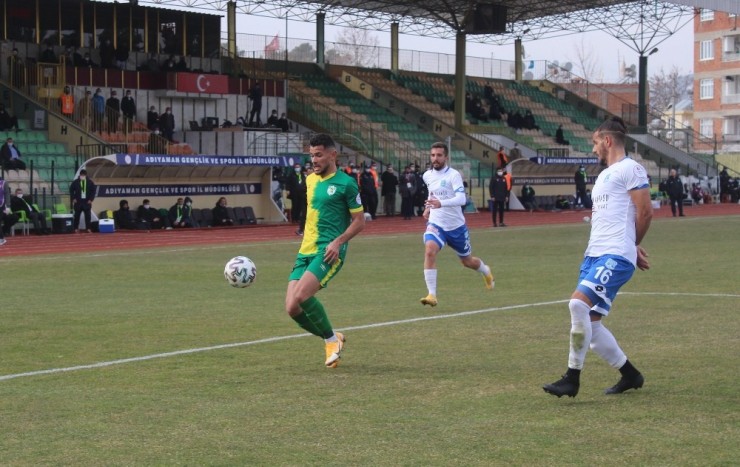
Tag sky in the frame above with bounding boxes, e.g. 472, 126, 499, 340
235, 14, 695, 83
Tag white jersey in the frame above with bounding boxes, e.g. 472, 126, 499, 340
423, 166, 467, 231
585, 157, 650, 265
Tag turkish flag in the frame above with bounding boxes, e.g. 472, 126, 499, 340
264, 35, 280, 53
176, 72, 228, 94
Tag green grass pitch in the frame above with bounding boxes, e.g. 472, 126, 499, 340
1, 216, 738, 465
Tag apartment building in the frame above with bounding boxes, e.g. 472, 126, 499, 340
694, 9, 740, 152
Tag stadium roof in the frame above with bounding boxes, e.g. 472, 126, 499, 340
136, 0, 737, 48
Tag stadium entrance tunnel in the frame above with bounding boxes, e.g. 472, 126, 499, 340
80, 154, 297, 223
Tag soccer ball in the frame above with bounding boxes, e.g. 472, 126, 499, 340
224, 256, 257, 288
583, 216, 591, 223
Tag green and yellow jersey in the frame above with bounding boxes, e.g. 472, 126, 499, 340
298, 170, 363, 257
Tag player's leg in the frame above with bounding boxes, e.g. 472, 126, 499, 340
449, 225, 494, 290
421, 224, 444, 306
589, 316, 644, 394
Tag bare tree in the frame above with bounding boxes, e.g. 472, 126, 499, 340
569, 38, 603, 83
649, 66, 691, 116
334, 28, 380, 68
288, 43, 316, 63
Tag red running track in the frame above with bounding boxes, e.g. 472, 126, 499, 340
1, 203, 738, 257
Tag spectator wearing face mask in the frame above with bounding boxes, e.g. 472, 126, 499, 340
59, 85, 75, 119
10, 188, 49, 234
69, 169, 96, 233
0, 137, 25, 171
91, 88, 105, 132
148, 126, 166, 154
380, 165, 398, 216
168, 197, 193, 228
147, 105, 159, 131
137, 199, 170, 229
121, 90, 136, 133
106, 90, 120, 133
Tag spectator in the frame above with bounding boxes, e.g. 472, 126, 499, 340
162, 55, 176, 72
0, 137, 25, 171
509, 142, 522, 161
1, 202, 19, 239
555, 194, 571, 210
248, 82, 263, 126
99, 38, 115, 68
81, 51, 97, 68
555, 124, 570, 145
121, 90, 136, 133
91, 88, 105, 132
159, 107, 175, 142
523, 110, 539, 130
137, 199, 170, 229
380, 165, 398, 216
78, 90, 93, 130
360, 165, 378, 219
114, 200, 140, 230
520, 183, 539, 212
0, 104, 20, 131
286, 162, 307, 235
147, 106, 159, 131
40, 43, 57, 63
72, 47, 85, 66
489, 168, 508, 227
665, 168, 685, 217
719, 167, 731, 202
7, 48, 24, 87
11, 188, 49, 234
145, 53, 160, 72
414, 165, 428, 217
148, 126, 166, 154
175, 55, 189, 71
106, 90, 120, 133
70, 169, 96, 233
690, 183, 704, 204
115, 43, 129, 70
399, 164, 417, 220
574, 164, 591, 209
212, 197, 234, 226
168, 197, 192, 228
59, 85, 75, 119
277, 112, 289, 132
183, 197, 198, 227
496, 146, 509, 169
267, 110, 279, 127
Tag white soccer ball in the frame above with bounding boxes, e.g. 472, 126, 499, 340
224, 256, 257, 288
583, 216, 591, 223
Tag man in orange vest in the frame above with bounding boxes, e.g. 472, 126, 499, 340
59, 86, 74, 119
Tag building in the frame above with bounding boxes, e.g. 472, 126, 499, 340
693, 9, 740, 153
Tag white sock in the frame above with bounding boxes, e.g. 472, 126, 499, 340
567, 299, 592, 370
476, 261, 491, 276
424, 269, 437, 296
324, 333, 338, 344
590, 321, 627, 369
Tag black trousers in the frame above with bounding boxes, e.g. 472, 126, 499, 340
73, 201, 92, 230
401, 196, 414, 218
669, 195, 684, 216
490, 199, 506, 225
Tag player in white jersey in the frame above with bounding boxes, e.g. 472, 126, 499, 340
544, 116, 653, 398
419, 142, 494, 307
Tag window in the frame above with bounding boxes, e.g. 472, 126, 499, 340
700, 40, 714, 60
700, 79, 714, 99
700, 9, 714, 21
699, 119, 713, 138
6, 0, 36, 43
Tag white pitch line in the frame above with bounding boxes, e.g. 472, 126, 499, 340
0, 299, 567, 382
1, 292, 738, 382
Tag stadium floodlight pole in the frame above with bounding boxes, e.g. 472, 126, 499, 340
638, 47, 658, 132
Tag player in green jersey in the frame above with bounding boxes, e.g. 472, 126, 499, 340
285, 133, 365, 368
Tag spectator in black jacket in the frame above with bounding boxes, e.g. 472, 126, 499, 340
665, 169, 685, 217
0, 137, 25, 170
121, 90, 136, 133
10, 188, 49, 234
159, 107, 175, 142
380, 165, 398, 216
520, 183, 539, 212
114, 200, 141, 230
285, 163, 307, 234
69, 169, 96, 232
106, 90, 120, 133
168, 197, 192, 228
137, 199, 170, 229
212, 197, 234, 226
359, 166, 378, 219
489, 169, 508, 227
147, 106, 159, 130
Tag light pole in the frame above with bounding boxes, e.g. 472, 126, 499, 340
638, 47, 658, 131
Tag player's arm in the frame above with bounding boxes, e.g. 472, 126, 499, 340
324, 209, 365, 264
630, 187, 653, 270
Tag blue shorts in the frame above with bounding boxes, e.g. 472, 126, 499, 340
575, 255, 635, 316
423, 223, 472, 257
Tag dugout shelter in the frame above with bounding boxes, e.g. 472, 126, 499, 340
80, 153, 297, 223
